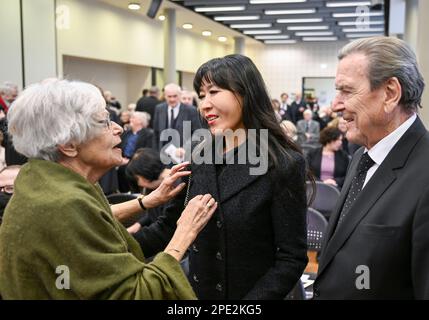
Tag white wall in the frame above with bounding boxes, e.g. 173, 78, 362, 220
56, 0, 231, 76
0, 0, 23, 88
247, 42, 347, 101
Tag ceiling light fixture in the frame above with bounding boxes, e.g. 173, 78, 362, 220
214, 15, 260, 21
333, 12, 384, 18
183, 23, 193, 29
326, 1, 371, 7
195, 6, 245, 12
342, 27, 384, 32
287, 25, 329, 30
251, 0, 306, 4
265, 9, 316, 15
158, 15, 165, 21
302, 36, 338, 41
202, 30, 212, 36
264, 40, 298, 44
346, 33, 383, 38
243, 29, 282, 35
230, 23, 272, 28
295, 31, 333, 36
255, 35, 290, 39
338, 20, 384, 26
218, 36, 227, 42
128, 3, 141, 10
277, 18, 323, 23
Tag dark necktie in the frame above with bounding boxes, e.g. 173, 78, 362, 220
169, 109, 175, 128
336, 152, 375, 227
305, 121, 310, 132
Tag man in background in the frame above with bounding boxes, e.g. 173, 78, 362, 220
136, 86, 160, 128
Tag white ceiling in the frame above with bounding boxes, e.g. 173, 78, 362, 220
96, 0, 261, 45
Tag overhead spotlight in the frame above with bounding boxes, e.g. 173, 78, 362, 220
183, 23, 193, 29
202, 30, 212, 36
128, 2, 141, 10
218, 36, 227, 42
158, 15, 165, 21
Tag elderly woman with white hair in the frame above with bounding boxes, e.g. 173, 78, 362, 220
0, 79, 217, 299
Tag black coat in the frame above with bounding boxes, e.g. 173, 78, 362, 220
135, 96, 160, 128
120, 128, 154, 158
314, 117, 429, 299
306, 147, 350, 188
187, 144, 308, 299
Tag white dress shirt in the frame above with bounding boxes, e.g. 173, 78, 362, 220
167, 103, 181, 127
363, 113, 417, 188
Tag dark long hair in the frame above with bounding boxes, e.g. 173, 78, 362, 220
193, 54, 315, 204
193, 54, 301, 166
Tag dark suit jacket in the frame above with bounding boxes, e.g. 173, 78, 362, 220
135, 96, 160, 128
120, 128, 154, 158
314, 117, 429, 299
290, 100, 307, 123
297, 119, 320, 145
306, 147, 350, 188
187, 143, 308, 299
152, 102, 201, 152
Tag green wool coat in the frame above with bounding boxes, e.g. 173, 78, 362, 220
0, 159, 196, 300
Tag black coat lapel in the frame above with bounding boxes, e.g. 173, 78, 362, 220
317, 116, 427, 277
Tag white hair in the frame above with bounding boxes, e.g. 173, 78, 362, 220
131, 111, 150, 127
7, 79, 107, 162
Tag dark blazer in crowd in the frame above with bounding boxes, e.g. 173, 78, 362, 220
306, 147, 350, 189
314, 117, 429, 299
186, 143, 308, 299
0, 118, 27, 166
120, 128, 154, 158
296, 119, 320, 145
135, 96, 160, 128
290, 100, 307, 123
152, 102, 201, 152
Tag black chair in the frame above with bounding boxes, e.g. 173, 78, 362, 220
307, 181, 340, 220
306, 207, 328, 252
106, 193, 141, 228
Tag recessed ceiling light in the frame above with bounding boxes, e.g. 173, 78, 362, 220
230, 23, 272, 28
265, 9, 316, 15
338, 20, 384, 26
296, 31, 333, 36
287, 25, 329, 30
342, 27, 384, 32
202, 30, 212, 36
218, 36, 227, 42
326, 1, 371, 7
255, 35, 290, 39
195, 6, 245, 12
243, 29, 282, 35
333, 12, 383, 18
346, 33, 383, 38
214, 15, 260, 21
277, 18, 323, 23
183, 23, 193, 29
302, 37, 338, 41
158, 15, 165, 21
128, 3, 141, 10
264, 40, 298, 44
251, 0, 306, 3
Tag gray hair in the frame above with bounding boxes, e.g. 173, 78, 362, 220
131, 111, 150, 127
338, 36, 425, 112
0, 82, 18, 96
7, 79, 107, 162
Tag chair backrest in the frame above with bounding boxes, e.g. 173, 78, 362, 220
306, 207, 328, 252
106, 193, 140, 228
307, 181, 340, 219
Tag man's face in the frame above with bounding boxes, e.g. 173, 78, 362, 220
165, 87, 180, 107
332, 53, 389, 149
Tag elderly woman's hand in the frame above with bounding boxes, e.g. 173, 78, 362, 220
143, 162, 191, 209
164, 194, 217, 261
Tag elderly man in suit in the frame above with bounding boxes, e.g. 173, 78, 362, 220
152, 83, 201, 163
297, 109, 320, 145
313, 36, 429, 299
